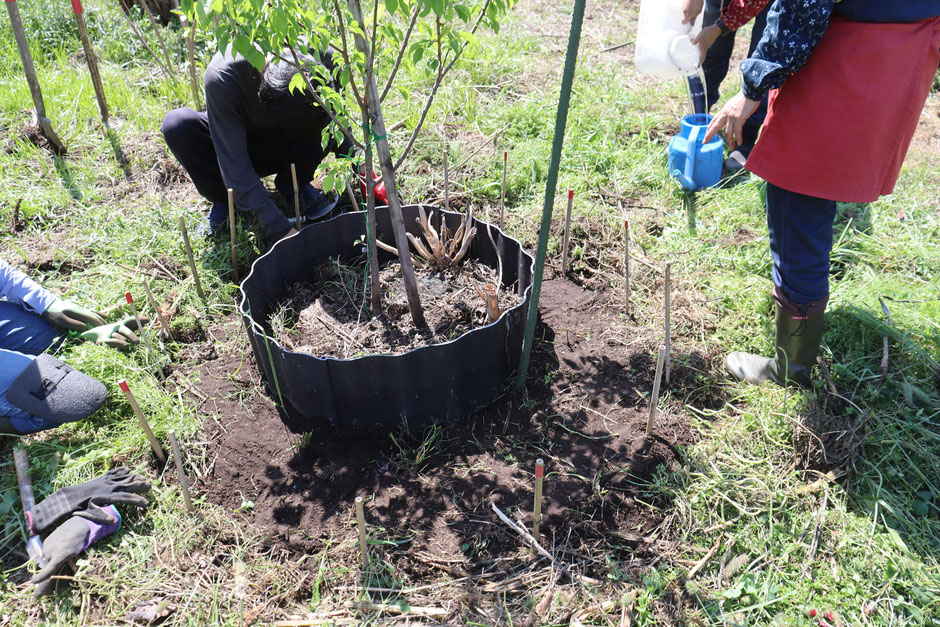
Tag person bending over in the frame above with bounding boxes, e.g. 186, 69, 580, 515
162, 47, 351, 242
1, 259, 141, 435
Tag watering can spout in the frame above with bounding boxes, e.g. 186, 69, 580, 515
671, 168, 695, 191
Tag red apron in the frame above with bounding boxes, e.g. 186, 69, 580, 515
746, 15, 940, 203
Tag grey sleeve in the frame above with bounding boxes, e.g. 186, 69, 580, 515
204, 69, 292, 240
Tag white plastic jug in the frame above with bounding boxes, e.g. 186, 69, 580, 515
635, 0, 704, 79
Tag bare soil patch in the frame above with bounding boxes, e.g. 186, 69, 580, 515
195, 277, 700, 584
271, 258, 522, 357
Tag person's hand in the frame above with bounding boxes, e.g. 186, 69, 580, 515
78, 316, 147, 348
692, 24, 721, 61
42, 298, 106, 332
704, 92, 761, 148
681, 0, 704, 25
283, 227, 299, 239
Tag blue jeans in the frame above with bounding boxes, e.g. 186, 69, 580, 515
0, 302, 64, 433
766, 183, 837, 304
702, 0, 770, 153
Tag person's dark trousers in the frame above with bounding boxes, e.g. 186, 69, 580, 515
702, 0, 770, 154
766, 183, 837, 305
160, 108, 327, 208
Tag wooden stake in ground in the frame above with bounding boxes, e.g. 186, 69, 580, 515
355, 496, 369, 570
178, 217, 206, 302
168, 430, 194, 513
290, 163, 301, 226
71, 0, 109, 124
5, 0, 66, 153
646, 345, 666, 437
500, 150, 508, 229
125, 292, 160, 376
119, 380, 166, 462
624, 218, 631, 315
227, 188, 238, 280
182, 16, 200, 106
664, 262, 672, 385
561, 188, 574, 274
443, 146, 450, 213
533, 458, 545, 539
142, 281, 174, 342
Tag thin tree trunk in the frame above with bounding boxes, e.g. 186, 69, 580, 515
347, 0, 425, 327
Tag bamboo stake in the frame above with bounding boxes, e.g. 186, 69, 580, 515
5, 0, 66, 153
664, 263, 672, 385
355, 496, 369, 570
290, 163, 301, 226
533, 458, 544, 539
561, 188, 573, 274
182, 16, 200, 107
624, 218, 631, 315
168, 430, 194, 513
178, 217, 206, 302
142, 280, 174, 342
500, 150, 507, 229
125, 292, 160, 378
443, 146, 450, 213
119, 380, 166, 462
71, 0, 108, 124
646, 346, 666, 437
227, 188, 238, 280
139, 0, 174, 80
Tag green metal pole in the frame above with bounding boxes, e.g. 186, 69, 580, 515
514, 0, 586, 392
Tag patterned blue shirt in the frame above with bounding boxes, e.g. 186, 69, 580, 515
740, 0, 940, 100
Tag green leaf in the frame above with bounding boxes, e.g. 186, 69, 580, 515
454, 4, 470, 21
385, 0, 399, 15
324, 172, 336, 193
288, 72, 306, 95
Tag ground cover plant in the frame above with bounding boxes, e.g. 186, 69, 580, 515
1, 0, 939, 624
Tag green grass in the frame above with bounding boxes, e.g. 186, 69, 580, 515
1, 0, 939, 624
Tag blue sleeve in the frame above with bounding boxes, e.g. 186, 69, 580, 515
0, 259, 56, 314
740, 0, 836, 101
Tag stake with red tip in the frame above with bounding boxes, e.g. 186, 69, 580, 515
119, 380, 166, 462
533, 458, 545, 540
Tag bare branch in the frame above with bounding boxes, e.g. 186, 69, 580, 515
330, 0, 365, 108
394, 0, 493, 170
380, 4, 420, 103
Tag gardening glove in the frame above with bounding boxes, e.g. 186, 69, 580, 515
31, 504, 121, 598
78, 316, 148, 348
42, 298, 106, 332
28, 467, 150, 535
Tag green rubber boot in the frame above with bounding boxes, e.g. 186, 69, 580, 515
725, 290, 827, 388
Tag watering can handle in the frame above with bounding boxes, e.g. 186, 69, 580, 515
671, 124, 701, 191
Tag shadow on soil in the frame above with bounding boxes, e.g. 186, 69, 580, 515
192, 279, 728, 582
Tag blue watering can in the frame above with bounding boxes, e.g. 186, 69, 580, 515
667, 113, 723, 191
